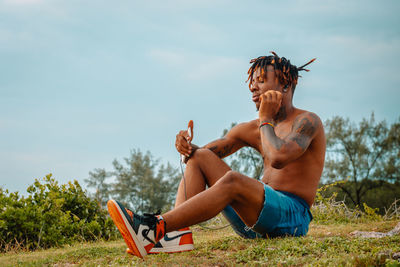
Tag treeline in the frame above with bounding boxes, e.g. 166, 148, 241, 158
320, 180, 400, 214
2, 112, 397, 252
322, 113, 400, 213
86, 112, 400, 215
85, 149, 181, 213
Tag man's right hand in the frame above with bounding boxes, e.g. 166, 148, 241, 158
175, 130, 193, 158
259, 90, 283, 122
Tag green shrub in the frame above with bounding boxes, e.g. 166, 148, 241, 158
312, 181, 388, 224
0, 174, 118, 252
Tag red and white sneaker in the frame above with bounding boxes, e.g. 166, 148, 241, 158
126, 227, 194, 255
107, 199, 166, 258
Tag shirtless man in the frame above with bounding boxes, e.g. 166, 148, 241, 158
107, 52, 326, 258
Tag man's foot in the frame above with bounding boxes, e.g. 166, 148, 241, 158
107, 199, 166, 258
126, 227, 194, 255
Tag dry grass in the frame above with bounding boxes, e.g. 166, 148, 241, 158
1, 220, 399, 267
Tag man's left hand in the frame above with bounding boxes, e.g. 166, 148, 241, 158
259, 90, 283, 122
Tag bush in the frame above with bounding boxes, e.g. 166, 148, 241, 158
311, 181, 400, 224
0, 174, 118, 252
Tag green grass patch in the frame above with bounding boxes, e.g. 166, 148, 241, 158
1, 221, 399, 267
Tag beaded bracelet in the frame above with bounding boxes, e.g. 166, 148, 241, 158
259, 122, 275, 128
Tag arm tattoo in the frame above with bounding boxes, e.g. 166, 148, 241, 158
291, 113, 319, 149
209, 144, 234, 158
260, 126, 284, 150
207, 138, 234, 158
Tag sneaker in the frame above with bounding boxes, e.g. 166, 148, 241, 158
126, 227, 194, 255
107, 199, 166, 258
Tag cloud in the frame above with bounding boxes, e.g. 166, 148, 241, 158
147, 49, 185, 67
3, 0, 43, 5
147, 47, 243, 81
186, 56, 243, 81
326, 35, 400, 55
139, 0, 230, 11
184, 21, 227, 44
321, 34, 400, 82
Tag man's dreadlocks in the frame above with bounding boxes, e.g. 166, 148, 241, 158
246, 51, 316, 94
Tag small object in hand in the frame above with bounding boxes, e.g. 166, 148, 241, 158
181, 120, 194, 163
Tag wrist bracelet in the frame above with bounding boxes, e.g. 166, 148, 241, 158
259, 122, 275, 128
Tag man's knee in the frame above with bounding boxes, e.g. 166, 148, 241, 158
187, 148, 214, 163
218, 171, 241, 190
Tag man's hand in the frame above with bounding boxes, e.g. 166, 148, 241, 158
259, 90, 283, 122
175, 129, 193, 158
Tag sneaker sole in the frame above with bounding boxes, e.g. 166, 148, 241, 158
107, 200, 147, 258
126, 244, 194, 255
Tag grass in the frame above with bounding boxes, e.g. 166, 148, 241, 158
1, 220, 399, 267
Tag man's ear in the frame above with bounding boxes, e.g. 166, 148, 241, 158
283, 84, 289, 92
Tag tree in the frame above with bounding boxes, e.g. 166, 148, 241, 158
223, 123, 264, 180
85, 168, 111, 208
86, 149, 180, 213
323, 113, 400, 208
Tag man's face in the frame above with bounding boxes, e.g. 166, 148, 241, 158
249, 65, 280, 110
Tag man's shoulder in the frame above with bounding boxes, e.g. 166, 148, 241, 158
231, 119, 259, 131
292, 110, 323, 127
290, 110, 324, 142
226, 120, 258, 138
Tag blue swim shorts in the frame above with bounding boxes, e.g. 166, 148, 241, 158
221, 182, 313, 238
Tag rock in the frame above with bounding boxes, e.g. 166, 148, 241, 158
387, 222, 400, 236
350, 222, 400, 238
350, 230, 387, 238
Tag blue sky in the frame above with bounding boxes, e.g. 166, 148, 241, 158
1, 0, 399, 193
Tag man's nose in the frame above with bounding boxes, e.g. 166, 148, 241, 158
250, 83, 257, 92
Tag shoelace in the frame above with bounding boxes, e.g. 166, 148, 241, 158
134, 210, 161, 244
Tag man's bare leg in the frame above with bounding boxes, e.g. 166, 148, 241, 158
175, 149, 231, 207
108, 149, 264, 257
164, 169, 265, 232
124, 149, 225, 255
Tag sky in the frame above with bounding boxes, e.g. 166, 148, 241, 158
1, 0, 399, 193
